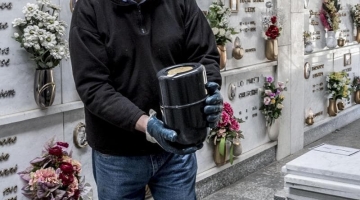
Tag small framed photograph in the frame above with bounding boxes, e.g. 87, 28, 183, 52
230, 0, 239, 13
344, 53, 351, 66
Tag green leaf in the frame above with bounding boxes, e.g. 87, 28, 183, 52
230, 144, 234, 164
219, 137, 226, 156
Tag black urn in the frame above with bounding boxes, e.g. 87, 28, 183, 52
157, 63, 208, 146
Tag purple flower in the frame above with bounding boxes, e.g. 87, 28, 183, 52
269, 93, 275, 98
276, 89, 281, 95
266, 76, 273, 83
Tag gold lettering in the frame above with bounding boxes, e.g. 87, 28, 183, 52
245, 48, 256, 52
312, 64, 324, 71
312, 72, 323, 78
239, 0, 251, 3
253, 0, 264, 2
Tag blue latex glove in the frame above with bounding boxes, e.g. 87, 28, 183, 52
146, 114, 201, 155
204, 82, 223, 128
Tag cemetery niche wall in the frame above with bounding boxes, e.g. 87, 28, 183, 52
0, 0, 360, 199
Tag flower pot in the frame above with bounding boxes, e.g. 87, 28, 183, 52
213, 141, 227, 166
304, 41, 313, 54
337, 101, 345, 111
233, 142, 242, 156
326, 31, 337, 49
327, 98, 337, 117
34, 69, 56, 109
265, 39, 278, 61
217, 45, 227, 70
356, 27, 360, 44
266, 120, 280, 141
354, 90, 360, 104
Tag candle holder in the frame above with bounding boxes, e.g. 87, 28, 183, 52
305, 109, 314, 125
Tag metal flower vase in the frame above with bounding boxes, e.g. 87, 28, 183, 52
213, 141, 227, 166
326, 31, 337, 49
354, 90, 360, 104
337, 100, 345, 111
34, 69, 56, 109
265, 39, 278, 61
327, 98, 337, 117
233, 142, 242, 157
266, 120, 280, 141
356, 27, 360, 43
217, 45, 227, 70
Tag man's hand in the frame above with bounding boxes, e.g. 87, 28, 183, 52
146, 115, 201, 155
204, 82, 223, 128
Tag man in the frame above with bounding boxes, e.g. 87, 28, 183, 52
69, 0, 222, 199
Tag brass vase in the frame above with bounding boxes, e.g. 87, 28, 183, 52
213, 142, 227, 166
327, 98, 337, 117
356, 27, 360, 44
217, 45, 227, 70
337, 101, 345, 111
265, 39, 278, 61
34, 69, 56, 109
354, 90, 360, 104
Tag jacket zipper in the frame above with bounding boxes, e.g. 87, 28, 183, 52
137, 4, 146, 34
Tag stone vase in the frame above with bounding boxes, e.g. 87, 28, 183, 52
266, 120, 280, 141
217, 45, 227, 70
265, 38, 278, 61
326, 31, 337, 49
356, 27, 360, 43
328, 98, 337, 117
34, 69, 56, 109
354, 90, 360, 104
213, 141, 227, 166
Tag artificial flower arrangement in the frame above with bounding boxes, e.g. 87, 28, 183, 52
206, 1, 237, 45
326, 72, 351, 100
303, 31, 312, 42
207, 102, 244, 165
12, 0, 70, 69
350, 4, 360, 27
259, 76, 287, 127
18, 138, 92, 199
352, 76, 360, 91
320, 0, 341, 31
261, 10, 284, 40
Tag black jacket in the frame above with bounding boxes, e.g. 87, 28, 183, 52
69, 0, 221, 156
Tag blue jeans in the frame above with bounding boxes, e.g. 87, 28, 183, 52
92, 150, 197, 200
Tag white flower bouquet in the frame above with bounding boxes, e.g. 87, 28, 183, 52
12, 0, 69, 69
206, 1, 237, 45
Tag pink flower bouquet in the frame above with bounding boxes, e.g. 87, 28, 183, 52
259, 76, 287, 126
207, 102, 244, 164
18, 138, 92, 200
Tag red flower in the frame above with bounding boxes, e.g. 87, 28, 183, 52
271, 16, 277, 24
60, 162, 74, 174
74, 190, 80, 199
59, 173, 74, 186
266, 25, 279, 39
48, 146, 63, 157
56, 142, 69, 148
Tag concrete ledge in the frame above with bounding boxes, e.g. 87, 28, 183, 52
304, 105, 360, 146
195, 144, 277, 199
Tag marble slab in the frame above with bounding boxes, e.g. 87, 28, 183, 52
284, 174, 360, 199
285, 187, 354, 200
283, 145, 360, 183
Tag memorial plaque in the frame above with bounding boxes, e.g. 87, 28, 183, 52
304, 54, 333, 124
304, 0, 359, 52
223, 65, 276, 151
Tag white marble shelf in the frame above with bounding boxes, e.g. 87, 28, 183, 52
196, 141, 277, 182
304, 104, 360, 132
220, 61, 277, 77
0, 101, 84, 126
304, 43, 360, 58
